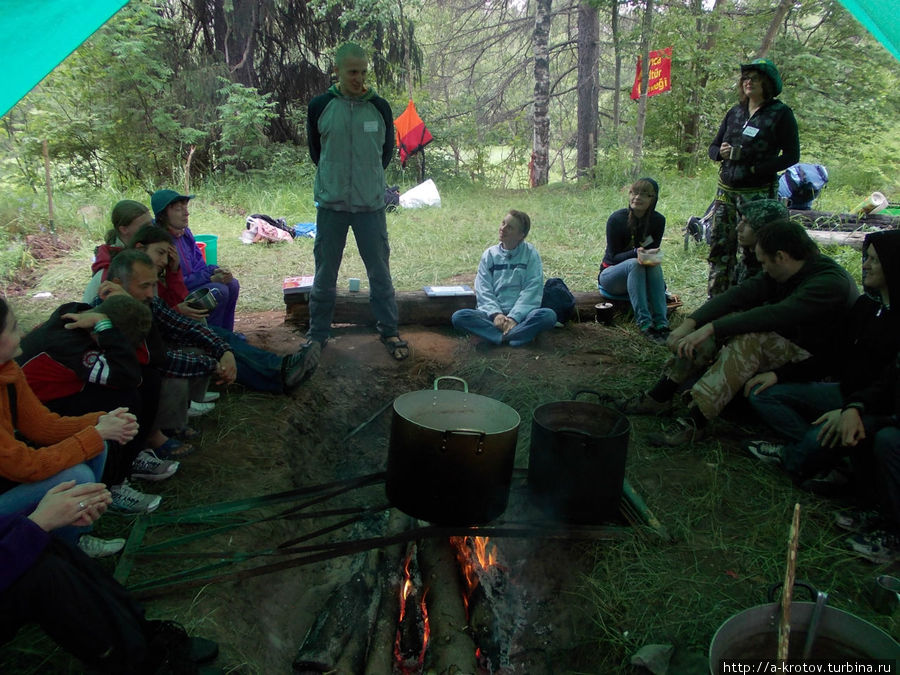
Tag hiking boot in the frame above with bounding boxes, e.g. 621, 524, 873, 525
111, 480, 162, 514
743, 439, 784, 466
846, 530, 900, 565
78, 535, 125, 558
647, 417, 706, 447
800, 468, 851, 497
640, 327, 667, 346
131, 450, 180, 482
187, 400, 216, 418
614, 392, 672, 416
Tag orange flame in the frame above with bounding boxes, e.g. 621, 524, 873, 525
394, 550, 429, 671
450, 536, 500, 614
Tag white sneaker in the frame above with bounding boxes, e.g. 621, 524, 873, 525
200, 391, 220, 403
78, 535, 126, 558
131, 450, 180, 482
187, 400, 216, 417
110, 480, 162, 514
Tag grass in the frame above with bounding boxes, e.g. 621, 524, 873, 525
1, 174, 892, 672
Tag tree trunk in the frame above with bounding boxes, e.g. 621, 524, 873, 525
531, 0, 552, 187
678, 0, 724, 172
757, 0, 793, 58
223, 0, 261, 88
631, 0, 653, 178
611, 0, 622, 138
576, 1, 599, 179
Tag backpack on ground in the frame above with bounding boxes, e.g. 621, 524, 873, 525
541, 277, 576, 324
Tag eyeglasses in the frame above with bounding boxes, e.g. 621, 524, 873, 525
741, 73, 762, 83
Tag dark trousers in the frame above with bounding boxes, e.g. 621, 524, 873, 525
45, 368, 161, 486
0, 538, 151, 673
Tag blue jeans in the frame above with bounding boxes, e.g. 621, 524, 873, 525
747, 382, 842, 442
209, 325, 285, 394
308, 207, 398, 343
598, 259, 667, 330
451, 308, 557, 346
873, 426, 900, 529
0, 448, 107, 544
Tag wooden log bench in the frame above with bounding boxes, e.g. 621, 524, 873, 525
284, 290, 683, 327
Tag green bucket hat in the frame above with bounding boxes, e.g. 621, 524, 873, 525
738, 199, 789, 231
740, 58, 782, 96
151, 189, 194, 217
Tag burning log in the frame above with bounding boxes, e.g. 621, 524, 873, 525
364, 511, 417, 675
418, 537, 478, 674
394, 543, 429, 673
451, 536, 511, 674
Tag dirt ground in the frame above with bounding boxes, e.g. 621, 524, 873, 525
3, 308, 896, 674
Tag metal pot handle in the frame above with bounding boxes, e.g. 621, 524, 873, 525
433, 376, 468, 393
767, 580, 818, 603
440, 429, 487, 454
572, 389, 604, 401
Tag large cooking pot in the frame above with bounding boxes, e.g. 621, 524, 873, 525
709, 582, 899, 673
385, 376, 520, 525
528, 391, 630, 523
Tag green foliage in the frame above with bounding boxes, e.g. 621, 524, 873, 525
215, 79, 277, 173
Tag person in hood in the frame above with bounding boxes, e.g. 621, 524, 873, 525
732, 198, 789, 286
451, 210, 557, 347
706, 59, 799, 297
743, 231, 900, 492
597, 177, 670, 344
304, 42, 408, 365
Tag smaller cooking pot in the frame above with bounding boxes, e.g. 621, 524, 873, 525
529, 391, 630, 523
386, 377, 520, 525
709, 581, 899, 673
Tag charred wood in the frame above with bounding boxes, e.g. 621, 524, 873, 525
395, 542, 428, 673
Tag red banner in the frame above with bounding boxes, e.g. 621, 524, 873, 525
630, 47, 672, 100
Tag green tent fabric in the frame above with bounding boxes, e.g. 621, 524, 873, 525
0, 0, 127, 117
837, 0, 900, 60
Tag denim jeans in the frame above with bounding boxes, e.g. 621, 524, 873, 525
747, 382, 842, 442
451, 308, 557, 346
0, 447, 107, 544
308, 207, 399, 343
598, 259, 668, 330
209, 325, 285, 393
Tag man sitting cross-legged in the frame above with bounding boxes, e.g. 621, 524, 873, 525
743, 230, 900, 494
451, 210, 557, 347
617, 219, 858, 446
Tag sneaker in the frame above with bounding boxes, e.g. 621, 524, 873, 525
282, 345, 317, 393
302, 340, 322, 373
614, 392, 672, 416
647, 416, 707, 447
131, 450, 180, 482
846, 530, 900, 564
187, 400, 216, 417
743, 439, 784, 465
834, 509, 883, 533
200, 391, 220, 403
78, 535, 125, 558
800, 468, 851, 497
111, 480, 162, 514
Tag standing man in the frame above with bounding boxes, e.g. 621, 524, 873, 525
306, 42, 407, 362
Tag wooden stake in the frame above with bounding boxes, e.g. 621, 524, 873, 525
777, 503, 801, 662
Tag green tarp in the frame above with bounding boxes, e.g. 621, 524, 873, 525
0, 0, 127, 117
0, 0, 896, 119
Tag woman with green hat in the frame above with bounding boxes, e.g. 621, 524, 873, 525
706, 58, 799, 297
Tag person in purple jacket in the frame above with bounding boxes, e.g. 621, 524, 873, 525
152, 189, 240, 331
0, 481, 222, 672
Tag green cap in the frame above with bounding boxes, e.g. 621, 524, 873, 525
738, 199, 789, 231
740, 58, 782, 96
151, 189, 194, 217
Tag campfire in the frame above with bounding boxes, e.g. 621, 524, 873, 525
394, 545, 429, 672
